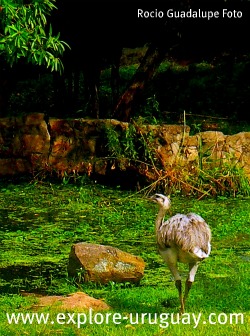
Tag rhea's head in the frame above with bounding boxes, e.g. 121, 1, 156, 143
150, 193, 171, 210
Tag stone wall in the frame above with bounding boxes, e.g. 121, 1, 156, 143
0, 113, 250, 179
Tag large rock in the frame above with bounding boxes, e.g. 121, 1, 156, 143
68, 242, 145, 284
0, 113, 50, 175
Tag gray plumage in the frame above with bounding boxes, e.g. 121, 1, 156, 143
151, 193, 211, 313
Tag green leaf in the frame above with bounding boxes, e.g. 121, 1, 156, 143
1, 0, 69, 72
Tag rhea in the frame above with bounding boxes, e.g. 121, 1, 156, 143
151, 194, 211, 314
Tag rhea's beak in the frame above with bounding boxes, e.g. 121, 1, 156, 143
149, 195, 157, 202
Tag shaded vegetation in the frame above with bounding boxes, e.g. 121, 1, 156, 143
6, 52, 250, 135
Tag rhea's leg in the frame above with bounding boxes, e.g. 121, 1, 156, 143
183, 280, 192, 305
159, 249, 183, 313
184, 262, 199, 305
175, 279, 184, 314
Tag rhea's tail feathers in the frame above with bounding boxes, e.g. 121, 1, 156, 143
193, 243, 211, 259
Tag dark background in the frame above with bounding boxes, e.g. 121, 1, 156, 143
1, 0, 250, 125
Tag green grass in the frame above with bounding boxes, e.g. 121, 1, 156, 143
0, 179, 249, 335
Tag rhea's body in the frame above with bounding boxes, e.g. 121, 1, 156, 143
157, 213, 211, 262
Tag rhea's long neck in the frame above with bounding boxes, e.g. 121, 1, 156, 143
155, 207, 167, 233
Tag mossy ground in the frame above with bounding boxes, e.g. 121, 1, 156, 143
0, 178, 249, 335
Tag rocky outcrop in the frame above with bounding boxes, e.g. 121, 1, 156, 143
0, 113, 250, 179
68, 242, 145, 284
